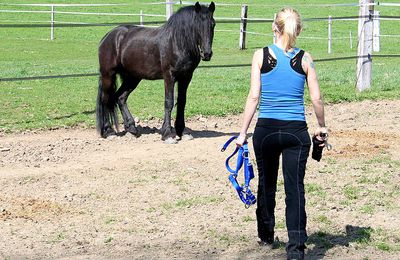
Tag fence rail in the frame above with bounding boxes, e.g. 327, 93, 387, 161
0, 3, 128, 7
1, 54, 400, 83
0, 9, 166, 17
2, 4, 398, 47
146, 1, 400, 7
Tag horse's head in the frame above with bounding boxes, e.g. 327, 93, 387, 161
194, 2, 215, 61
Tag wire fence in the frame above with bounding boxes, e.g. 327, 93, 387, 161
1, 8, 398, 47
146, 1, 400, 7
1, 2, 400, 83
0, 13, 398, 46
1, 54, 400, 83
1, 14, 399, 27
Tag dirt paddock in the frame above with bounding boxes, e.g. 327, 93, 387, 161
0, 100, 399, 259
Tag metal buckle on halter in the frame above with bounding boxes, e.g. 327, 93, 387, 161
325, 141, 333, 151
320, 132, 333, 151
242, 187, 256, 208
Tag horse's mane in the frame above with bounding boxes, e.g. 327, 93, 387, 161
163, 5, 209, 53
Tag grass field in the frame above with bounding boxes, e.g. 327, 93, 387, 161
0, 0, 400, 132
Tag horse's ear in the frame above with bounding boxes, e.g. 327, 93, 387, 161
209, 2, 215, 13
195, 2, 201, 13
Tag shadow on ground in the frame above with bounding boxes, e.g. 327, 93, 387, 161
119, 126, 239, 139
306, 225, 373, 259
234, 225, 373, 260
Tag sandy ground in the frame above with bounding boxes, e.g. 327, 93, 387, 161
0, 100, 399, 259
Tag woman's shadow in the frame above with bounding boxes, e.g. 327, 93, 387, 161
305, 225, 373, 259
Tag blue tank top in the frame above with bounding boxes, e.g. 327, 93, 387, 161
258, 44, 306, 121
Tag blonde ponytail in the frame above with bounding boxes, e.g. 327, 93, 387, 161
274, 8, 302, 51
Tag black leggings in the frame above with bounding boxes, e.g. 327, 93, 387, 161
253, 118, 311, 259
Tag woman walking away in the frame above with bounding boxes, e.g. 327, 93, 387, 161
236, 7, 328, 260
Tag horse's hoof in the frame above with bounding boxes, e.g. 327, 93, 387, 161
181, 133, 194, 141
164, 137, 178, 144
107, 135, 117, 140
125, 125, 138, 136
102, 128, 116, 138
125, 132, 137, 138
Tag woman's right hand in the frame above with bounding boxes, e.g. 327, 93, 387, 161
236, 133, 247, 147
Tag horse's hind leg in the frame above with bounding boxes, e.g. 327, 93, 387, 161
175, 74, 194, 140
116, 75, 141, 136
97, 72, 118, 138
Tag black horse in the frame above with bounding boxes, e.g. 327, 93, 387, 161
96, 2, 215, 144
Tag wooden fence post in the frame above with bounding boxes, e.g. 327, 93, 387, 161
373, 10, 380, 52
328, 15, 332, 53
356, 0, 374, 92
50, 5, 55, 40
239, 4, 248, 50
166, 0, 173, 21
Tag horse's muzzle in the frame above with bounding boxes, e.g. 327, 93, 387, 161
202, 51, 213, 61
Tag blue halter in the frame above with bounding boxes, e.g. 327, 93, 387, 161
221, 136, 256, 208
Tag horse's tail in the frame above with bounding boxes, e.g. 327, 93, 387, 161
96, 75, 119, 137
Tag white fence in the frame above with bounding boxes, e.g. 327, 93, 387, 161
1, 2, 398, 52
0, 3, 166, 40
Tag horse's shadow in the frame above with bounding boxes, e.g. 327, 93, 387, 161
52, 110, 94, 120
191, 129, 241, 138
118, 126, 239, 139
305, 225, 373, 259
116, 126, 159, 137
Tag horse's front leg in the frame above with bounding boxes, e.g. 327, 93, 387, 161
116, 76, 141, 136
175, 74, 193, 141
160, 73, 177, 144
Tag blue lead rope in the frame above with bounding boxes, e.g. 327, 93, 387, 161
221, 136, 256, 208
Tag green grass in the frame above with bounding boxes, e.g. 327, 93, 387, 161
47, 231, 67, 244
301, 149, 400, 253
104, 236, 113, 243
161, 195, 224, 211
305, 183, 327, 198
308, 231, 335, 250
360, 204, 375, 214
309, 227, 400, 253
343, 185, 360, 200
242, 215, 255, 222
315, 214, 332, 225
104, 217, 117, 225
1, 0, 400, 132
